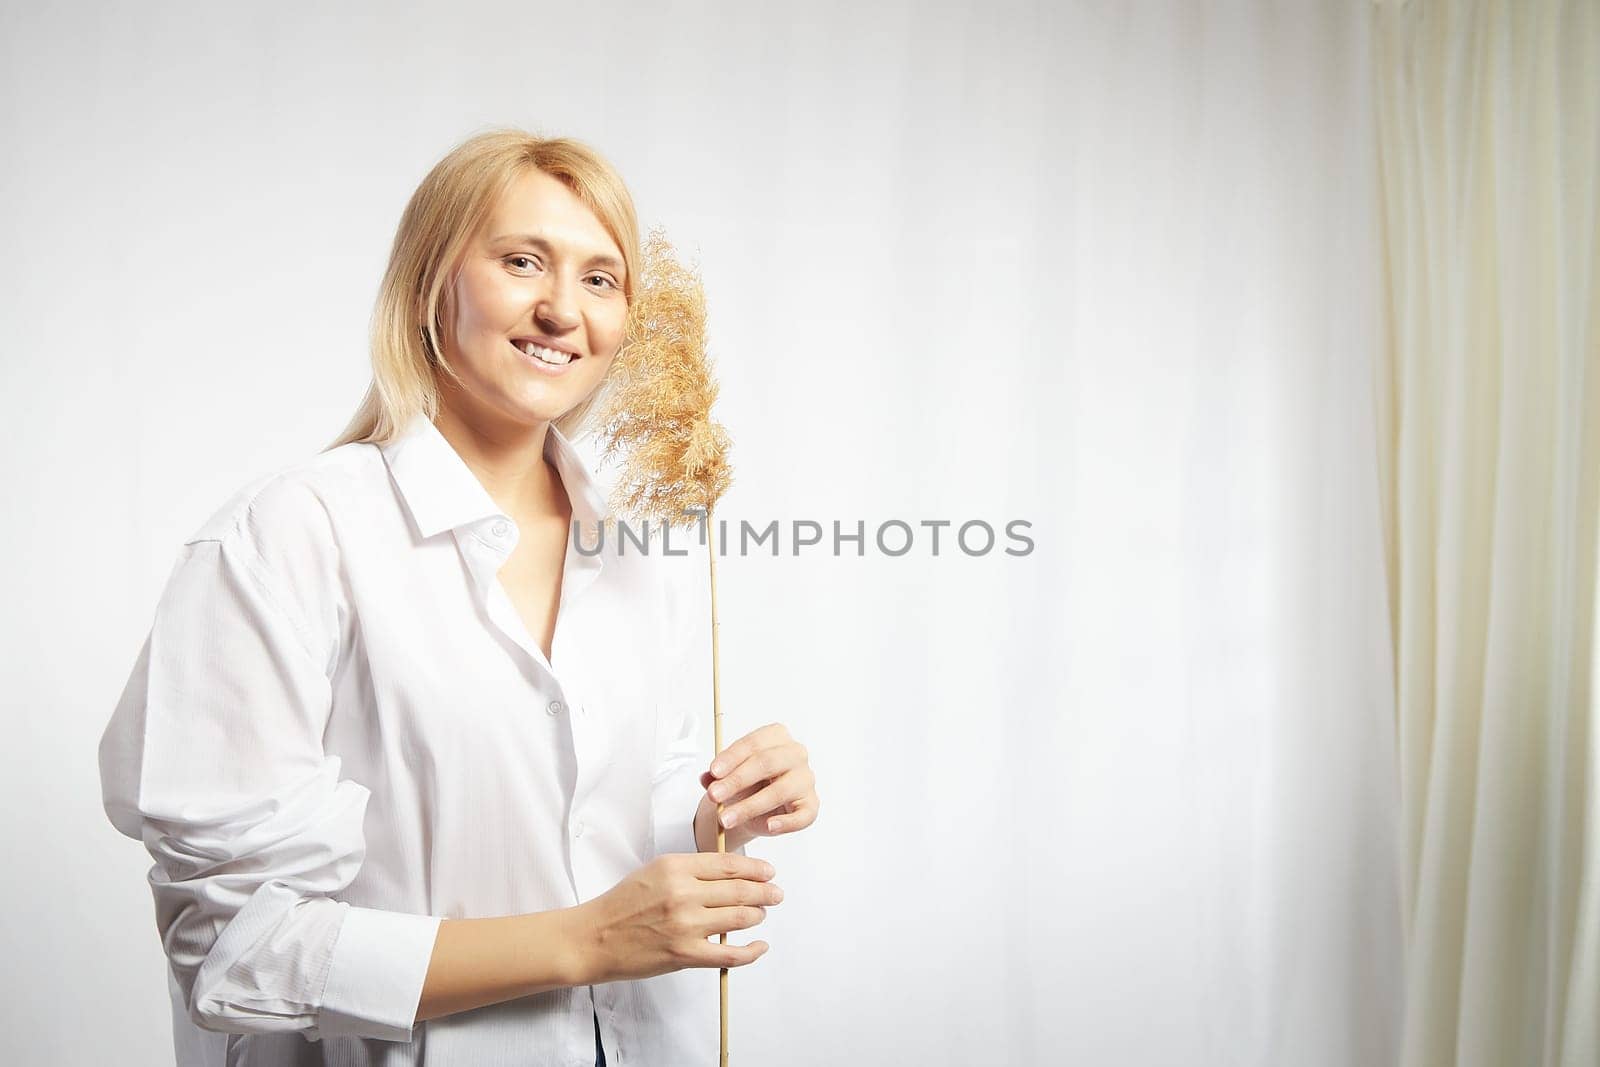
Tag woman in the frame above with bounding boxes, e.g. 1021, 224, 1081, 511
98, 128, 820, 1066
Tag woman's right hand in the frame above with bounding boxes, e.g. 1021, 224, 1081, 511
572, 853, 781, 984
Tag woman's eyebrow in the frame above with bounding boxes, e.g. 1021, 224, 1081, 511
491, 232, 624, 273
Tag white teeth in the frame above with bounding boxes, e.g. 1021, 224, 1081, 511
515, 340, 575, 366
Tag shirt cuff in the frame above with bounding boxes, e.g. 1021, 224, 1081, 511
317, 904, 442, 1041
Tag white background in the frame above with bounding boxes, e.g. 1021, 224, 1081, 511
1, 2, 1401, 1064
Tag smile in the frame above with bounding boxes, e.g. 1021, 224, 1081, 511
510, 338, 580, 368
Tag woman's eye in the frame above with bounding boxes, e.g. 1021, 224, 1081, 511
586, 274, 618, 291
507, 255, 540, 271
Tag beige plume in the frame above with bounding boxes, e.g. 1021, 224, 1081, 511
591, 226, 733, 527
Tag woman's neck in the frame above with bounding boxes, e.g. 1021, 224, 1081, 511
433, 396, 569, 522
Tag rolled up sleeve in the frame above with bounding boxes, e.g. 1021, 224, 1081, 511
98, 519, 439, 1042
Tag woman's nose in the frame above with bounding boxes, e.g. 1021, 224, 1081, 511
535, 278, 581, 332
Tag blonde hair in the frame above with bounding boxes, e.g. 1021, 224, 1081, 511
326, 127, 640, 451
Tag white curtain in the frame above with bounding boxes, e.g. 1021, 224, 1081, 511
1372, 2, 1600, 1065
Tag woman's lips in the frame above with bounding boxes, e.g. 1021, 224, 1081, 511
509, 339, 580, 374
512, 340, 582, 369
512, 337, 580, 359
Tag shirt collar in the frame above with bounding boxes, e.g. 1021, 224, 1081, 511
380, 411, 611, 540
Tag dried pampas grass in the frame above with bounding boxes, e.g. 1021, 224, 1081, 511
591, 226, 733, 529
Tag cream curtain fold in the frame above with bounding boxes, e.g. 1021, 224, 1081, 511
1372, 2, 1600, 1065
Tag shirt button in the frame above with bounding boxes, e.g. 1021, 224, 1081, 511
574, 819, 586, 838
547, 699, 565, 716
491, 519, 510, 538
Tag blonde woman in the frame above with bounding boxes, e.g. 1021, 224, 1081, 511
98, 129, 821, 1066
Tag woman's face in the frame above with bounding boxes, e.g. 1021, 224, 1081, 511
439, 167, 628, 431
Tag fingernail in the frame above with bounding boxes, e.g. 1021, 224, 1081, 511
711, 761, 726, 776
722, 810, 739, 828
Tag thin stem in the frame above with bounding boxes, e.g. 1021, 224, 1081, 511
707, 508, 729, 1066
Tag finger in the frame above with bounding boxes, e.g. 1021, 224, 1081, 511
719, 769, 805, 831
691, 852, 775, 882
688, 938, 769, 970
702, 770, 761, 804
698, 903, 770, 937
708, 741, 806, 805
766, 795, 819, 834
708, 723, 793, 779
701, 878, 785, 908
717, 764, 813, 829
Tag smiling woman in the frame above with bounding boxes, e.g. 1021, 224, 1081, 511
329, 131, 641, 449
96, 127, 817, 1067
429, 170, 627, 429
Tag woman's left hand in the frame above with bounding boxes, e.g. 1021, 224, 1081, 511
697, 723, 820, 850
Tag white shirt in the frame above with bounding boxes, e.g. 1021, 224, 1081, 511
98, 410, 741, 1066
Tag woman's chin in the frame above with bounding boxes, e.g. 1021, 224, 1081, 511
503, 385, 594, 427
